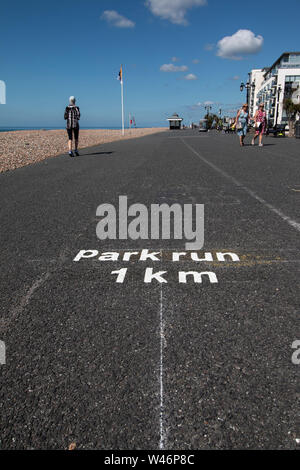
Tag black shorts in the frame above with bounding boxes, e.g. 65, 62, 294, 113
67, 127, 79, 140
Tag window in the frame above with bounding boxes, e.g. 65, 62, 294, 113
290, 54, 300, 62
285, 75, 300, 83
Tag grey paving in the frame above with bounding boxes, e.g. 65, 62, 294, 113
0, 129, 299, 449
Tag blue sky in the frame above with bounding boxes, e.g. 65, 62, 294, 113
0, 0, 299, 128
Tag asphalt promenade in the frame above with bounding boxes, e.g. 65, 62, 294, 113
0, 129, 299, 449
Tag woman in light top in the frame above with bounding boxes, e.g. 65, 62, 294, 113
235, 104, 249, 147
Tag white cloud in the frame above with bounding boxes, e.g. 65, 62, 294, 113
146, 0, 207, 25
101, 10, 135, 28
184, 73, 197, 80
187, 100, 242, 113
192, 58, 200, 64
171, 56, 180, 62
222, 102, 243, 114
187, 100, 216, 110
231, 75, 240, 80
216, 29, 263, 60
160, 63, 188, 72
204, 43, 214, 51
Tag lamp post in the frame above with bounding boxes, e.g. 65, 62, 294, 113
240, 82, 250, 115
204, 105, 212, 130
218, 108, 222, 129
275, 85, 282, 128
240, 82, 247, 92
240, 81, 254, 92
204, 105, 212, 116
240, 81, 254, 111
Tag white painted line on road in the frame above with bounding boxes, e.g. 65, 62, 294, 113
159, 281, 165, 449
181, 138, 300, 234
0, 271, 51, 330
159, 248, 166, 450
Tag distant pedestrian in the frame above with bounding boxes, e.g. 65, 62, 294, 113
64, 96, 80, 157
252, 103, 266, 147
235, 104, 249, 146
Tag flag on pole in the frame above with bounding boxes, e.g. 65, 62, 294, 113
118, 65, 123, 84
118, 65, 125, 135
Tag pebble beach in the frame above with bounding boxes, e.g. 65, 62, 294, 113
0, 128, 167, 173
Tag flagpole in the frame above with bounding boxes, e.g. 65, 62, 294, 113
121, 77, 125, 136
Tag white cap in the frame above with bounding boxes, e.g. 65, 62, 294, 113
69, 96, 76, 104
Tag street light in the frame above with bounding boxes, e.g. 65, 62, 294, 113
240, 81, 255, 114
240, 81, 255, 93
275, 85, 282, 127
204, 105, 212, 116
240, 80, 255, 91
240, 82, 247, 92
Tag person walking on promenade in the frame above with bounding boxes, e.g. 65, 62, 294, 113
234, 104, 249, 147
64, 96, 80, 157
252, 103, 267, 147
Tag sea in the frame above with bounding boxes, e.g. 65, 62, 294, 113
0, 126, 135, 132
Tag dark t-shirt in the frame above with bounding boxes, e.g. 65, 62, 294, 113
64, 105, 80, 129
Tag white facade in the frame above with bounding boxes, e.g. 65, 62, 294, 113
248, 69, 266, 117
248, 52, 300, 126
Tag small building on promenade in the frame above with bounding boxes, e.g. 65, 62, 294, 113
167, 113, 183, 130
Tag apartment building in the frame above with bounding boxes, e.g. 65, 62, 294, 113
247, 52, 300, 126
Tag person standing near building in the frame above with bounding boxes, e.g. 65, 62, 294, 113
252, 103, 266, 147
234, 104, 249, 146
64, 96, 80, 157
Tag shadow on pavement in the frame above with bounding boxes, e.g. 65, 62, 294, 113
83, 151, 114, 156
